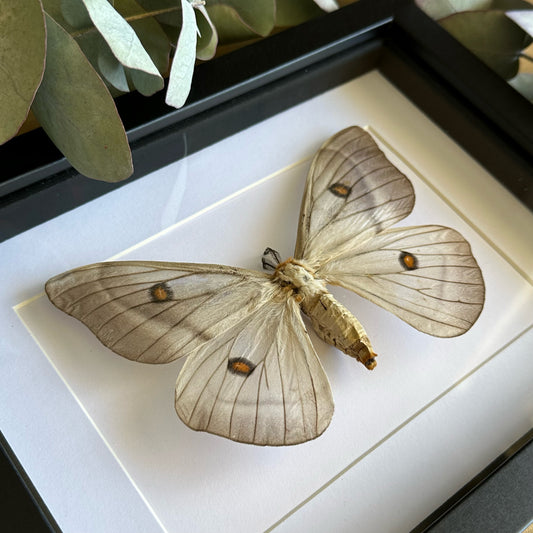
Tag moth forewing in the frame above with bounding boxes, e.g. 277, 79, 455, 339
45, 261, 276, 364
294, 126, 415, 264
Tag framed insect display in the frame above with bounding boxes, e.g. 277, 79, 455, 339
3, 2, 533, 532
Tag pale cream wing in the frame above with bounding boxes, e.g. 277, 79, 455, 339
318, 225, 485, 337
45, 261, 275, 363
295, 126, 415, 264
175, 297, 334, 446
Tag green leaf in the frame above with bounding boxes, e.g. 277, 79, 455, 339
312, 0, 339, 12
42, 0, 77, 32
206, 0, 275, 44
509, 72, 533, 100
0, 0, 46, 144
165, 0, 197, 108
275, 0, 324, 26
136, 0, 182, 26
114, 0, 171, 74
32, 14, 133, 181
78, 0, 164, 94
415, 0, 533, 19
60, 0, 92, 28
507, 10, 533, 35
97, 42, 130, 92
440, 11, 532, 78
196, 4, 218, 60
415, 0, 491, 20
490, 0, 533, 9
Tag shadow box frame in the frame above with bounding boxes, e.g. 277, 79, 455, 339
1, 0, 533, 531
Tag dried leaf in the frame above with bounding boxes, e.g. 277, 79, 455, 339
165, 0, 197, 108
32, 14, 133, 181
0, 0, 46, 144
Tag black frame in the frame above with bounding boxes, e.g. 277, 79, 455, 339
2, 0, 533, 530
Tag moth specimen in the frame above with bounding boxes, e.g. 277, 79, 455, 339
46, 127, 485, 446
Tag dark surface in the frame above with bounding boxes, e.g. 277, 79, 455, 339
415, 429, 533, 533
0, 433, 60, 532
2, 0, 533, 531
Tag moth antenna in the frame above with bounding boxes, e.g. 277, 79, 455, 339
262, 247, 282, 271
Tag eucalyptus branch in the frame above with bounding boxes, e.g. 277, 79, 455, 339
69, 6, 180, 38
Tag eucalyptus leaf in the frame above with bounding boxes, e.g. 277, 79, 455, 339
312, 0, 339, 12
275, 0, 324, 26
196, 4, 218, 60
42, 0, 77, 32
98, 42, 130, 92
137, 0, 182, 26
0, 0, 46, 144
32, 14, 133, 181
491, 0, 533, 10
509, 72, 533, 100
415, 0, 533, 19
440, 11, 532, 78
165, 0, 197, 108
114, 0, 171, 74
415, 0, 491, 20
60, 0, 92, 28
207, 0, 275, 44
78, 0, 164, 94
507, 10, 533, 35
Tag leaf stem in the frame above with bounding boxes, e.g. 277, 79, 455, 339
520, 52, 533, 63
70, 6, 180, 38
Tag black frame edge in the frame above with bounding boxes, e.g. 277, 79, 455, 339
0, 432, 61, 533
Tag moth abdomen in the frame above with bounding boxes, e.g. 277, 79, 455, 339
302, 292, 377, 370
273, 259, 377, 369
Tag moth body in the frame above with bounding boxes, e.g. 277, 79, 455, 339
273, 259, 377, 370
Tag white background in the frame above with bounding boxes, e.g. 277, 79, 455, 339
2, 71, 533, 532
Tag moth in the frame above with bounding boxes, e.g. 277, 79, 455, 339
46, 127, 485, 446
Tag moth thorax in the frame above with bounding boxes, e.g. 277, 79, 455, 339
273, 259, 326, 299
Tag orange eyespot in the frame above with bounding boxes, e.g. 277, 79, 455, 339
403, 255, 415, 268
228, 358, 256, 376
399, 251, 418, 271
153, 287, 167, 300
329, 182, 351, 198
150, 282, 173, 302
